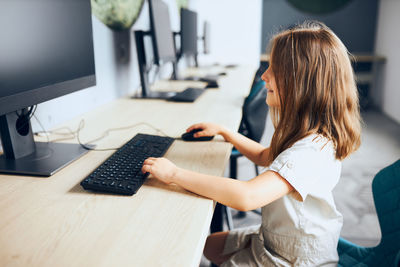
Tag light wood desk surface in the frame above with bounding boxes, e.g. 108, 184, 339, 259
0, 66, 255, 267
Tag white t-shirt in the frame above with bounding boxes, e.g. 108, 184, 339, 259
222, 134, 343, 266
263, 134, 343, 261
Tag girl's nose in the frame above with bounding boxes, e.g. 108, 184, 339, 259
261, 71, 268, 83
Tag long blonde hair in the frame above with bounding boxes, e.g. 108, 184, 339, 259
266, 21, 361, 165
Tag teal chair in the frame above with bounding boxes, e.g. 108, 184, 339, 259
210, 71, 268, 234
229, 79, 268, 180
337, 159, 400, 267
229, 64, 269, 183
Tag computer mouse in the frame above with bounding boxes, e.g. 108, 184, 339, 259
181, 129, 214, 141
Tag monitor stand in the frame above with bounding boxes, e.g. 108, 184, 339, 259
133, 30, 206, 100
134, 30, 179, 100
0, 142, 89, 176
0, 111, 89, 176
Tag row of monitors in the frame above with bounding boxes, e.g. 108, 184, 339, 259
151, 0, 209, 65
0, 0, 209, 117
0, 0, 210, 176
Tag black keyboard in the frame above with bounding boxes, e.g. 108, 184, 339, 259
168, 87, 205, 102
80, 133, 174, 195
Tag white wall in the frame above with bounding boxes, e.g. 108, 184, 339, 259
189, 0, 262, 67
30, 1, 262, 132
374, 0, 400, 123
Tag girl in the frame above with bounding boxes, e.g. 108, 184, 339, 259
142, 21, 361, 266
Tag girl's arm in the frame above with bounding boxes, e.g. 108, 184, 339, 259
220, 129, 271, 167
142, 157, 293, 211
186, 123, 270, 166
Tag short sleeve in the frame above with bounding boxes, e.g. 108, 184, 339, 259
268, 137, 332, 201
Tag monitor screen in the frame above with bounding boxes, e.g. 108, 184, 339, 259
0, 0, 96, 176
180, 8, 198, 56
149, 0, 176, 64
0, 0, 96, 116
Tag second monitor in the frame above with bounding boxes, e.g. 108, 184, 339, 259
133, 0, 205, 102
179, 8, 198, 66
178, 8, 219, 87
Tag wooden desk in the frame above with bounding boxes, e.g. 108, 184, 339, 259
0, 66, 255, 267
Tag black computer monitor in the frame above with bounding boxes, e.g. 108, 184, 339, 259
149, 0, 177, 65
180, 8, 198, 59
0, 0, 96, 176
134, 0, 206, 101
134, 0, 187, 99
179, 18, 219, 87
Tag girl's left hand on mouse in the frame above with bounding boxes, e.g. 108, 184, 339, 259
141, 157, 178, 184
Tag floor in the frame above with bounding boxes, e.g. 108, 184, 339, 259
200, 109, 400, 266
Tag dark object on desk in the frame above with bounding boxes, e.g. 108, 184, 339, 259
184, 75, 218, 82
132, 87, 205, 102
184, 75, 219, 88
202, 75, 219, 88
218, 72, 227, 76
134, 0, 187, 100
225, 64, 237, 68
205, 81, 219, 88
181, 129, 214, 141
80, 133, 174, 195
167, 88, 205, 102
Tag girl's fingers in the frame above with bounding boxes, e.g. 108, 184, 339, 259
186, 126, 197, 132
187, 123, 204, 133
142, 158, 156, 173
141, 165, 150, 173
144, 157, 156, 164
194, 131, 204, 137
198, 130, 208, 136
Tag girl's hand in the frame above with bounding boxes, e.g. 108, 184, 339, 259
141, 157, 178, 184
186, 122, 225, 138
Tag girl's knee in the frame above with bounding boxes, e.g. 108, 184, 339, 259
203, 232, 229, 263
203, 234, 217, 260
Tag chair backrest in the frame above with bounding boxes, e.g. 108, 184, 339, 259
371, 159, 400, 265
337, 159, 400, 267
238, 67, 269, 142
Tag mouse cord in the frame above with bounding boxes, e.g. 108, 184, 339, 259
33, 116, 175, 152
76, 120, 174, 151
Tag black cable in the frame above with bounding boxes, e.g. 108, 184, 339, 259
15, 105, 37, 134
